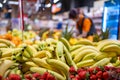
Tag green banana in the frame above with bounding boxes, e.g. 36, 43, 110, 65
0, 60, 14, 76
73, 49, 98, 63
16, 69, 22, 75
76, 59, 95, 68
91, 58, 111, 68
64, 46, 77, 70
32, 58, 52, 70
30, 67, 65, 80
59, 37, 71, 51
0, 39, 15, 48
75, 39, 93, 45
70, 45, 83, 52
82, 53, 97, 61
23, 50, 31, 59
113, 59, 120, 67
46, 59, 70, 78
25, 61, 39, 67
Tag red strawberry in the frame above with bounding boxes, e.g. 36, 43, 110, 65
0, 75, 2, 80
75, 75, 81, 80
90, 75, 97, 80
8, 74, 21, 80
97, 78, 102, 80
46, 73, 55, 80
103, 72, 109, 80
40, 72, 49, 79
78, 71, 87, 79
95, 67, 101, 71
77, 68, 84, 73
96, 71, 102, 78
69, 66, 76, 74
104, 66, 110, 71
88, 68, 94, 74
70, 74, 75, 79
24, 74, 32, 80
32, 73, 41, 79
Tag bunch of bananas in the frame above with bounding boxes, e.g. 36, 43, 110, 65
0, 37, 120, 80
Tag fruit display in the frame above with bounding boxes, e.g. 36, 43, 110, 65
0, 37, 120, 80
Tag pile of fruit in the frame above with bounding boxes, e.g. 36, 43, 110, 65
0, 37, 120, 80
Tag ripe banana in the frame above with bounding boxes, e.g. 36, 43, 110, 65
3, 69, 11, 78
26, 45, 37, 57
46, 59, 70, 78
75, 39, 93, 45
0, 60, 14, 76
25, 61, 39, 67
70, 45, 83, 52
71, 46, 98, 58
64, 46, 77, 70
0, 43, 8, 48
30, 67, 65, 80
59, 37, 71, 51
113, 59, 120, 67
33, 50, 52, 58
0, 39, 15, 48
73, 49, 98, 63
90, 58, 111, 68
23, 50, 31, 58
76, 59, 95, 68
82, 53, 97, 61
101, 44, 120, 55
32, 58, 52, 70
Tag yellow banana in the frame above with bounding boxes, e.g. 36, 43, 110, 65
71, 46, 98, 58
32, 58, 52, 70
113, 59, 120, 67
76, 59, 95, 68
70, 45, 83, 52
25, 61, 39, 67
0, 60, 14, 76
46, 59, 70, 78
26, 45, 37, 57
59, 37, 71, 51
30, 67, 65, 80
91, 58, 111, 68
23, 50, 31, 58
0, 39, 15, 48
82, 53, 97, 61
64, 46, 77, 70
16, 69, 22, 75
3, 69, 11, 78
73, 49, 98, 63
0, 43, 8, 48
75, 39, 93, 45
33, 50, 52, 58
101, 44, 120, 55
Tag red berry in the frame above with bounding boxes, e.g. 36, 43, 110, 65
8, 74, 21, 80
70, 74, 75, 79
88, 68, 94, 74
77, 68, 84, 73
41, 72, 49, 79
24, 74, 32, 80
95, 67, 101, 71
78, 71, 87, 79
69, 66, 76, 74
104, 66, 110, 71
90, 75, 97, 80
96, 71, 102, 78
103, 72, 109, 80
32, 73, 41, 79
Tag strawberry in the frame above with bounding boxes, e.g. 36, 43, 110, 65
104, 66, 110, 71
77, 68, 84, 73
88, 68, 94, 74
95, 67, 101, 71
96, 71, 102, 78
40, 72, 49, 79
97, 78, 102, 80
0, 75, 2, 80
24, 74, 32, 80
103, 72, 109, 80
8, 74, 21, 80
69, 66, 76, 74
90, 75, 97, 80
75, 75, 81, 80
78, 71, 87, 79
70, 74, 75, 79
32, 73, 41, 79
46, 73, 55, 80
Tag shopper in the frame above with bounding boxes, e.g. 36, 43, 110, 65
69, 9, 96, 40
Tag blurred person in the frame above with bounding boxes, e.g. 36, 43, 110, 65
69, 9, 96, 40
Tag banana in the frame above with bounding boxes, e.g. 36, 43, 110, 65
75, 39, 93, 45
0, 60, 14, 76
101, 44, 120, 55
71, 46, 98, 58
0, 57, 11, 60
82, 53, 97, 61
32, 44, 39, 51
2, 48, 23, 58
106, 63, 113, 66
3, 69, 11, 78
33, 50, 52, 58
46, 59, 70, 78
76, 59, 96, 68
32, 58, 52, 70
16, 69, 22, 75
17, 43, 27, 48
22, 56, 29, 62
73, 49, 98, 63
90, 58, 111, 68
15, 52, 23, 62
113, 59, 120, 67
45, 38, 57, 45
55, 41, 64, 60
9, 67, 18, 74
110, 57, 118, 63
94, 52, 109, 61
59, 37, 71, 51
107, 52, 117, 57
64, 46, 77, 70
97, 39, 120, 50
70, 45, 83, 52
25, 61, 39, 67
26, 45, 37, 57
0, 39, 15, 48
30, 67, 65, 80
23, 50, 31, 58
0, 43, 8, 48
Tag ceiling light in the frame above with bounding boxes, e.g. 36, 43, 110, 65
3, 0, 7, 3
0, 3, 3, 7
54, 0, 59, 3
